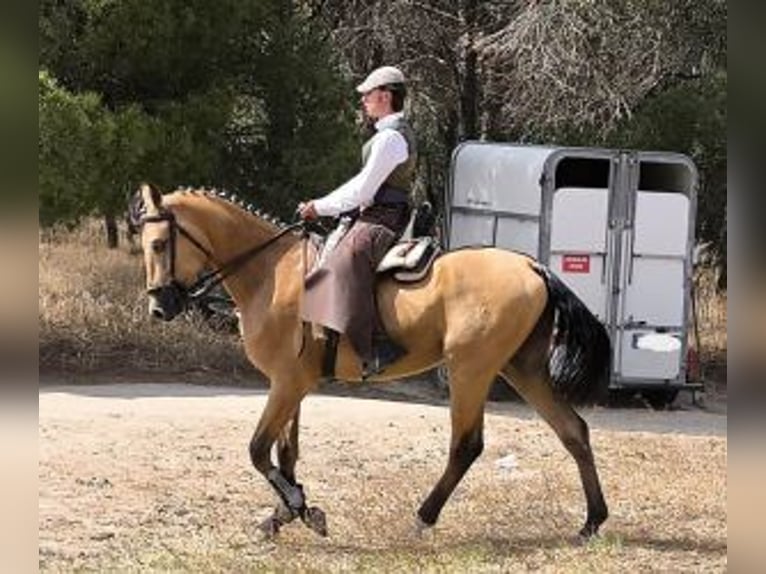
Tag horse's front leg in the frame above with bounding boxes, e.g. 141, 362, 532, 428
277, 404, 300, 484
263, 405, 327, 536
250, 385, 326, 538
259, 405, 302, 534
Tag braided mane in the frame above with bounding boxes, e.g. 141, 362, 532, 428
176, 186, 289, 230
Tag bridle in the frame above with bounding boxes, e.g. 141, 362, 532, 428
140, 209, 303, 310
140, 211, 214, 289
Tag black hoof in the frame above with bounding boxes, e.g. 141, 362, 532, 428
578, 522, 601, 541
302, 506, 328, 537
257, 515, 283, 540
579, 507, 607, 541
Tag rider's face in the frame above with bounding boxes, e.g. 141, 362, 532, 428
361, 88, 391, 120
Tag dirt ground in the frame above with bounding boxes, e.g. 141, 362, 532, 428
39, 381, 727, 572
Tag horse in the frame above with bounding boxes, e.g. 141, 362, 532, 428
129, 183, 611, 540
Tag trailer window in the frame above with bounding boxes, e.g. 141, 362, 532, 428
554, 157, 610, 190
639, 162, 694, 194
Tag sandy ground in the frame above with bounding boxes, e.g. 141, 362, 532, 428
39, 382, 727, 572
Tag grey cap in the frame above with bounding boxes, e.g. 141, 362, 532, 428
355, 66, 405, 93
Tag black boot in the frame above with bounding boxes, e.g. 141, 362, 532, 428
321, 328, 339, 380
362, 338, 407, 379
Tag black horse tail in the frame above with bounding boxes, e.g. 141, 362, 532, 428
533, 263, 612, 404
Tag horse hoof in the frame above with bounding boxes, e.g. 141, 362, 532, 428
577, 523, 600, 542
257, 515, 282, 540
413, 516, 433, 538
302, 506, 328, 537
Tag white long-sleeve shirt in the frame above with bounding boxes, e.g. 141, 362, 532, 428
313, 112, 409, 217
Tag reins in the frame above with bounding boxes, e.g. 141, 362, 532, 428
187, 221, 304, 300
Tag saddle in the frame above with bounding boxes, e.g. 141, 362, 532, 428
376, 236, 441, 282
306, 223, 441, 283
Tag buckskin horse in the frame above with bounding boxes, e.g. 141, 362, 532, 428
129, 183, 611, 540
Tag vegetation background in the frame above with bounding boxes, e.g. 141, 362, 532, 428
38, 0, 726, 383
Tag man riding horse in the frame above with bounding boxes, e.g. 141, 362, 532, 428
297, 65, 417, 379
131, 65, 611, 541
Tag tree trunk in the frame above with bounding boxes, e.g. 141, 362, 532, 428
104, 214, 119, 249
459, 47, 479, 140
458, 0, 480, 140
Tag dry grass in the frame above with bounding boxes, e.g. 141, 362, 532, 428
39, 220, 254, 379
692, 266, 727, 387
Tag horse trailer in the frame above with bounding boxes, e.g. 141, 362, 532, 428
444, 142, 700, 404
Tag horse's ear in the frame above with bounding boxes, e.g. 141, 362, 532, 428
128, 182, 163, 227
128, 189, 146, 229
140, 182, 163, 211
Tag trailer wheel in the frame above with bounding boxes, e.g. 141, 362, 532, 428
606, 387, 637, 407
642, 389, 679, 410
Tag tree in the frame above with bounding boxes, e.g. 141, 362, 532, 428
39, 69, 107, 228
39, 70, 158, 241
220, 0, 359, 219
39, 1, 253, 238
39, 0, 359, 233
39, 0, 265, 107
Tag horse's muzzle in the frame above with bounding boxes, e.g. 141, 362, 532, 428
147, 283, 187, 321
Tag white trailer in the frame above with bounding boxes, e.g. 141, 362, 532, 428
444, 142, 700, 404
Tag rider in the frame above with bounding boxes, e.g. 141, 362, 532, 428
298, 65, 417, 378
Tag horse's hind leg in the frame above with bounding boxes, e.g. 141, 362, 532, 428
417, 360, 495, 529
500, 359, 608, 539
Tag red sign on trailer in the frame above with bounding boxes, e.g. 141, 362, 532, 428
562, 254, 591, 273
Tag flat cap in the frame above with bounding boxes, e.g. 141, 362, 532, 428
355, 66, 405, 93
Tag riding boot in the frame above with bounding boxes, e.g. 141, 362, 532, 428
321, 328, 340, 380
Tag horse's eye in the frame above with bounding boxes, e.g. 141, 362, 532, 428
151, 239, 167, 254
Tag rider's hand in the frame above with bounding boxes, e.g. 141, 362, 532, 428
297, 201, 319, 221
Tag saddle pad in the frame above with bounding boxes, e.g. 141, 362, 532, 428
376, 237, 441, 282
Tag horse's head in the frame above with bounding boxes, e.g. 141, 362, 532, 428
129, 183, 213, 321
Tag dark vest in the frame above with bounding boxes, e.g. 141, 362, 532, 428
361, 115, 417, 201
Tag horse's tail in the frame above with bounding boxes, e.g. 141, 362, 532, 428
532, 262, 612, 404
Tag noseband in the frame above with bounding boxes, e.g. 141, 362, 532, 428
140, 209, 303, 309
